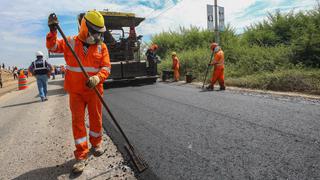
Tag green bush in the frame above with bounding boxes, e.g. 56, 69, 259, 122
242, 6, 320, 67
158, 48, 212, 80
226, 69, 320, 94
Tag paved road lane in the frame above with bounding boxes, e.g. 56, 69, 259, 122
103, 82, 320, 180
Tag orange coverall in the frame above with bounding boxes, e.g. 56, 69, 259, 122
210, 50, 225, 88
46, 27, 111, 160
172, 56, 180, 81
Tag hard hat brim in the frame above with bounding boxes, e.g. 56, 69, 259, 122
85, 18, 106, 33
91, 24, 106, 33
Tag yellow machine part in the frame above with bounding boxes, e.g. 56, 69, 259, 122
99, 11, 136, 17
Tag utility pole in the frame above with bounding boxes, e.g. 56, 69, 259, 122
214, 0, 220, 44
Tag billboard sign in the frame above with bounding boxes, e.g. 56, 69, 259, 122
219, 6, 225, 31
207, 5, 214, 31
207, 5, 225, 31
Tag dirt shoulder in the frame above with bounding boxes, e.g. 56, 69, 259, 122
0, 76, 136, 180
0, 70, 36, 98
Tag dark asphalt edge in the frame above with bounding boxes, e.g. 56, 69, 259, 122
102, 112, 160, 180
187, 81, 320, 101
160, 80, 320, 104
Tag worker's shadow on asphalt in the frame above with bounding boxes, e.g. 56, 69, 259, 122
33, 88, 67, 98
12, 159, 82, 180
1, 100, 40, 108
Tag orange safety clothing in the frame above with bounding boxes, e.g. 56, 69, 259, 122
172, 56, 180, 81
46, 31, 111, 94
46, 17, 111, 160
210, 49, 225, 88
60, 65, 65, 72
70, 91, 102, 159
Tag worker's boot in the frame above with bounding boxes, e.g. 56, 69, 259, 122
72, 159, 88, 174
91, 145, 105, 157
220, 86, 226, 91
206, 84, 214, 91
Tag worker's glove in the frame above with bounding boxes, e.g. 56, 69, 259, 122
208, 63, 213, 67
48, 13, 59, 32
86, 75, 101, 89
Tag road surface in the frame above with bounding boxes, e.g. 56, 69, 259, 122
103, 82, 320, 180
0, 77, 135, 180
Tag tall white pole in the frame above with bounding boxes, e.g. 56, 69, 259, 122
214, 0, 220, 44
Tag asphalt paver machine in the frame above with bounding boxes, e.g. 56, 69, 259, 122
49, 11, 159, 85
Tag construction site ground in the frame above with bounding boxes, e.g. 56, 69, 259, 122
0, 70, 36, 98
0, 75, 136, 180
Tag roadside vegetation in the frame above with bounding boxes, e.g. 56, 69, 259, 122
154, 4, 320, 94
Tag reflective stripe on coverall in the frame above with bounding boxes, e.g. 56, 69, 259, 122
172, 56, 180, 81
46, 30, 111, 160
210, 50, 225, 87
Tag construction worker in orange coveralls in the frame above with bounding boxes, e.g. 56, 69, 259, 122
207, 43, 226, 91
171, 52, 180, 82
46, 11, 111, 173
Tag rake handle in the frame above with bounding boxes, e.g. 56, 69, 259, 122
202, 52, 214, 89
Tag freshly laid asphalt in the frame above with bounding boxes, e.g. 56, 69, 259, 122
103, 82, 320, 180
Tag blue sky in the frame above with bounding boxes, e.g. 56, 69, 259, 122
0, 0, 317, 67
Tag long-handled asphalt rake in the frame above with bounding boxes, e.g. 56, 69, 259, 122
202, 52, 214, 89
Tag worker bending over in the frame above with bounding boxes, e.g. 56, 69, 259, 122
207, 43, 226, 91
171, 52, 180, 82
46, 11, 111, 173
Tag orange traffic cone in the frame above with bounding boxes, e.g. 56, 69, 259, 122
18, 70, 28, 90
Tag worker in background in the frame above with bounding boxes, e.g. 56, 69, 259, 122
207, 43, 226, 91
47, 11, 111, 173
25, 69, 29, 78
128, 26, 137, 49
13, 67, 18, 80
128, 26, 137, 41
51, 66, 56, 80
28, 51, 53, 101
60, 65, 65, 78
0, 70, 2, 88
171, 52, 180, 82
146, 44, 158, 76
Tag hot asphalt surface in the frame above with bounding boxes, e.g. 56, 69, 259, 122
103, 82, 320, 180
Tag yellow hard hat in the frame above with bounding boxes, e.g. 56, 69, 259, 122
84, 10, 106, 32
171, 52, 177, 56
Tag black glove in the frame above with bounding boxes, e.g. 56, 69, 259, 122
208, 63, 212, 67
48, 13, 59, 32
